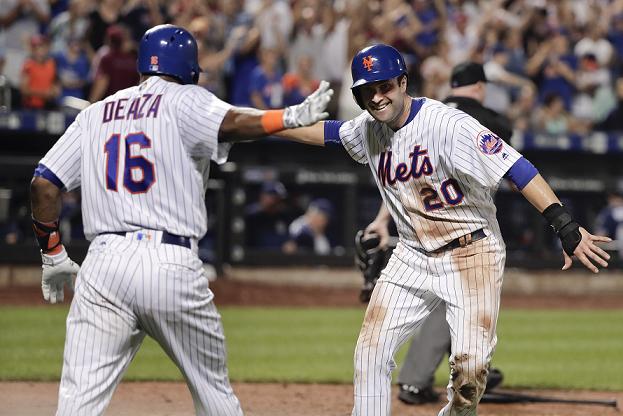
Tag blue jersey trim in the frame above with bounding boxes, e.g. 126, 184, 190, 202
504, 157, 538, 190
402, 98, 426, 128
34, 163, 65, 190
324, 120, 344, 145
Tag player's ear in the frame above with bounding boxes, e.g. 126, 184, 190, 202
398, 74, 408, 92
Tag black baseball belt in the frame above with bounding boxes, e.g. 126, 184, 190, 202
430, 229, 487, 254
100, 231, 191, 249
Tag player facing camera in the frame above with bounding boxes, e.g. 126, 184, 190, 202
350, 45, 411, 128
276, 42, 611, 416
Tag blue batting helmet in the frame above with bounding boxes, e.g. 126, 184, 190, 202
138, 25, 200, 85
350, 44, 407, 108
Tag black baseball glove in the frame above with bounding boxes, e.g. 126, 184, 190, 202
354, 230, 392, 303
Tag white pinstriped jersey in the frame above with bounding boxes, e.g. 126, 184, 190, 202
340, 98, 521, 252
39, 77, 232, 240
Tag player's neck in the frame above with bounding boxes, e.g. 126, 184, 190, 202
388, 96, 412, 131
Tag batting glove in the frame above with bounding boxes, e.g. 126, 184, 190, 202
41, 246, 80, 304
283, 80, 334, 128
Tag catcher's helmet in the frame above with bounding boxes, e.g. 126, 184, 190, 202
138, 25, 200, 85
351, 44, 407, 109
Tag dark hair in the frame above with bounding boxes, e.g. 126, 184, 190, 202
398, 73, 408, 86
543, 92, 562, 106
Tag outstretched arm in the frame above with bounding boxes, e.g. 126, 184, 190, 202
274, 121, 326, 146
520, 174, 611, 273
218, 81, 333, 142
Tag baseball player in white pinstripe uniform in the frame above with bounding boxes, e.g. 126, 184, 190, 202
29, 24, 332, 415
278, 44, 610, 415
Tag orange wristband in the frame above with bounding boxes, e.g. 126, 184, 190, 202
32, 217, 63, 254
261, 110, 285, 134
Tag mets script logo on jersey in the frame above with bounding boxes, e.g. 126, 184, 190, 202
477, 131, 503, 155
378, 145, 433, 187
363, 55, 374, 71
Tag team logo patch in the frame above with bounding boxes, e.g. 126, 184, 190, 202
477, 131, 503, 155
149, 55, 159, 71
363, 55, 374, 71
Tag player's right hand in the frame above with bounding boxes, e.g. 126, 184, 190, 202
41, 245, 80, 304
283, 80, 333, 128
561, 227, 611, 274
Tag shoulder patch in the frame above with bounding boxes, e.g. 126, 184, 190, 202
477, 130, 503, 155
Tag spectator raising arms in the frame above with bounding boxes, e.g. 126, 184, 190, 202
54, 37, 90, 101
283, 54, 320, 106
0, 0, 50, 92
525, 31, 577, 111
85, 0, 124, 53
47, 0, 89, 55
249, 46, 283, 109
483, 44, 534, 114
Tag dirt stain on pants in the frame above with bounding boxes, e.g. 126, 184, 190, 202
449, 353, 489, 410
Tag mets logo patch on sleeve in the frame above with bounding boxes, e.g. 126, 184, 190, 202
477, 131, 503, 155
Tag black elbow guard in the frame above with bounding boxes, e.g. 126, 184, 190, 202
542, 203, 581, 256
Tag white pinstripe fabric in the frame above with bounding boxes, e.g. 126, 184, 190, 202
38, 77, 242, 415
353, 236, 505, 416
40, 77, 232, 241
342, 98, 515, 415
340, 98, 520, 253
57, 234, 242, 416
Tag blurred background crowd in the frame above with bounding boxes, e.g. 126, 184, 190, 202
1, 0, 622, 267
3, 0, 623, 133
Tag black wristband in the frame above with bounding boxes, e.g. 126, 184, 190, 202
542, 203, 581, 256
32, 217, 62, 253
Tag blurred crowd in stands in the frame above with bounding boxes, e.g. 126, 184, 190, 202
3, 0, 623, 134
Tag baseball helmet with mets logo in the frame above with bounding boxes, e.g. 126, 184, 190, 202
138, 25, 201, 85
351, 44, 408, 108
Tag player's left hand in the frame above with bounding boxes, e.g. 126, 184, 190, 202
562, 227, 611, 274
41, 245, 80, 303
283, 80, 334, 128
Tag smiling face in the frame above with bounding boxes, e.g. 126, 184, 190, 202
358, 75, 409, 129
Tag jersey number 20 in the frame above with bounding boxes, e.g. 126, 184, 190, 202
104, 132, 155, 194
420, 178, 464, 211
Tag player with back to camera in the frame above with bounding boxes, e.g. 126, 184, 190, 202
29, 24, 332, 415
276, 44, 610, 415
365, 61, 510, 405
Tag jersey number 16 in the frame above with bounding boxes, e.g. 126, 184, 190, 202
104, 132, 155, 194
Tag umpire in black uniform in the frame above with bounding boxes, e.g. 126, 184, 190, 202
396, 62, 510, 405
445, 61, 513, 140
